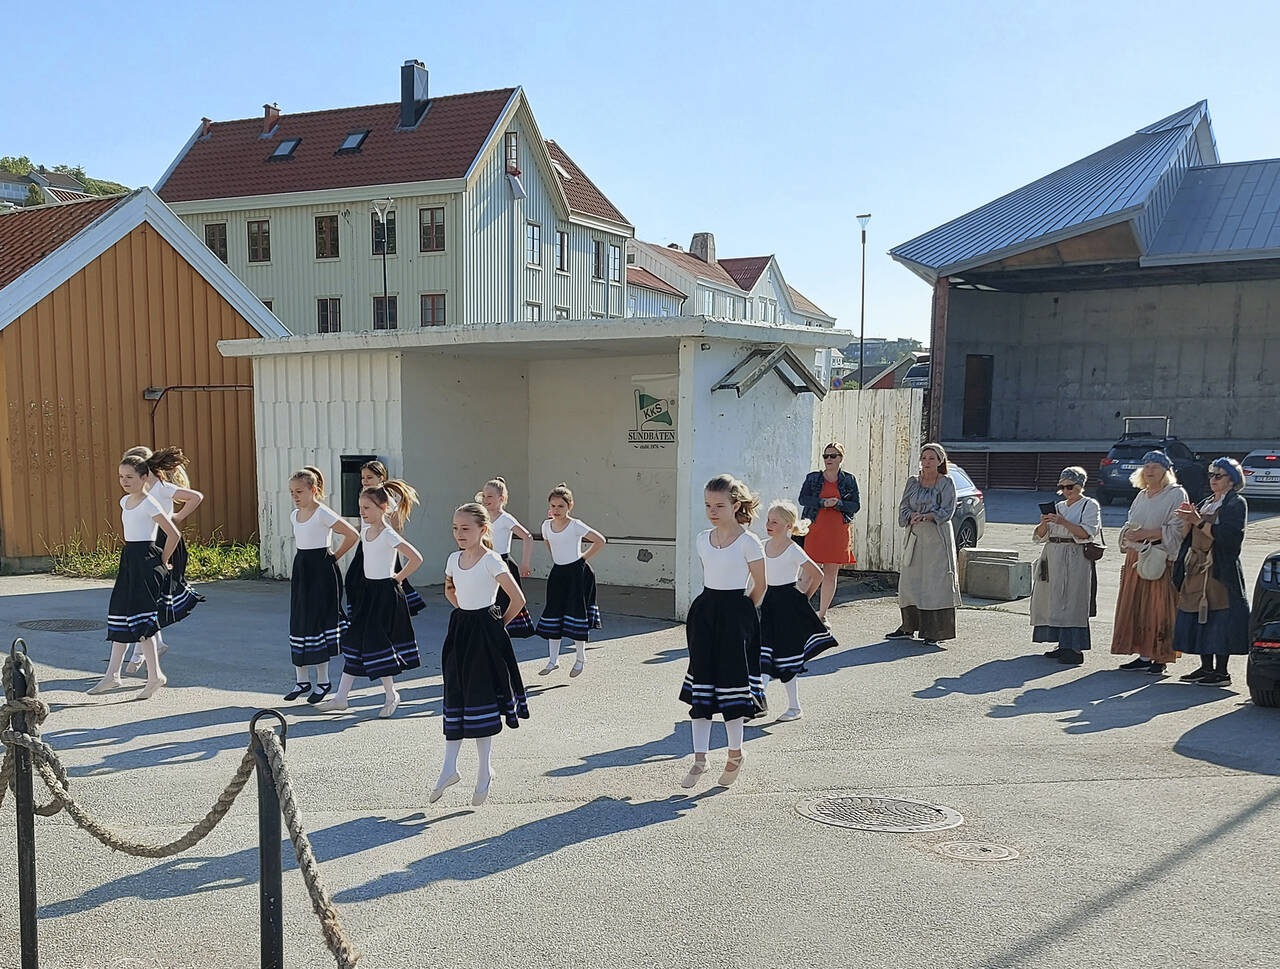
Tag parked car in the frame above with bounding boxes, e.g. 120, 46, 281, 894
950, 464, 985, 548
1241, 449, 1280, 501
1247, 552, 1280, 707
1097, 434, 1208, 505
902, 362, 930, 389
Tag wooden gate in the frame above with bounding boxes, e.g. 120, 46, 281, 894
812, 389, 924, 573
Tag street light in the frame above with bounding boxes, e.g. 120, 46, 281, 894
371, 198, 392, 328
856, 213, 871, 387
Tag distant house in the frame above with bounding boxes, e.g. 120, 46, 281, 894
27, 168, 95, 205
0, 172, 32, 207
156, 60, 635, 332
628, 233, 835, 328
891, 101, 1280, 470
0, 190, 287, 568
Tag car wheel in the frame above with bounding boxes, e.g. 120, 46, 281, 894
1250, 685, 1280, 708
956, 519, 978, 549
1097, 490, 1113, 507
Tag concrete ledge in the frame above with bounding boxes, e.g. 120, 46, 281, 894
964, 559, 1032, 600
958, 547, 1018, 587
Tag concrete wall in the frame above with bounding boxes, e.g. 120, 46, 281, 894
526, 354, 680, 588
944, 279, 1280, 441
674, 338, 820, 615
399, 352, 531, 576
253, 350, 403, 577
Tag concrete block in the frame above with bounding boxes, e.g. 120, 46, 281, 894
964, 559, 1032, 601
958, 547, 1018, 587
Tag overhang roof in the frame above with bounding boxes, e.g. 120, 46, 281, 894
627, 265, 686, 299
1143, 159, 1280, 266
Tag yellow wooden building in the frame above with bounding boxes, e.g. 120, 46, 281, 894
0, 188, 288, 569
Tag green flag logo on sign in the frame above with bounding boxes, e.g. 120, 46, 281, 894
636, 391, 673, 427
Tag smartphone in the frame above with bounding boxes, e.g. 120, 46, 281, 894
1039, 501, 1057, 516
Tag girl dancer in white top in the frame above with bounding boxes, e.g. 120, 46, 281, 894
286, 467, 359, 703
535, 483, 607, 677
759, 500, 837, 721
348, 461, 426, 617
432, 502, 532, 806
680, 474, 767, 788
319, 482, 423, 718
478, 477, 536, 637
91, 454, 184, 698
121, 445, 204, 675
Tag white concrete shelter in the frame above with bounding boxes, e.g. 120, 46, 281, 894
219, 316, 850, 618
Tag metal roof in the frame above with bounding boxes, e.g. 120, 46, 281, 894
1143, 159, 1280, 265
891, 102, 1214, 281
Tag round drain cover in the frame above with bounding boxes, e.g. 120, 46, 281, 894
18, 618, 106, 633
796, 795, 964, 833
934, 841, 1019, 862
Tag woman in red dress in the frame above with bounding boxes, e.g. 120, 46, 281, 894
798, 441, 861, 622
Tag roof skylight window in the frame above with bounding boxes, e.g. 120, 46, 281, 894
269, 138, 300, 160
338, 131, 369, 153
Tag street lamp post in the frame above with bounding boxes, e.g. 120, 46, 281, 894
371, 198, 392, 327
856, 213, 871, 387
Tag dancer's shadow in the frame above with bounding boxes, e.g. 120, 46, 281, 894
1175, 702, 1280, 775
641, 646, 687, 666
335, 793, 714, 903
989, 671, 1223, 734
39, 813, 450, 918
801, 639, 944, 682
913, 655, 1061, 700
546, 721, 773, 777
47, 705, 265, 751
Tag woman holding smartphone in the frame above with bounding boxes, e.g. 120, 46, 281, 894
1030, 467, 1103, 665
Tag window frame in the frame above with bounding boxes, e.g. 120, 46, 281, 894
419, 206, 446, 253
314, 214, 340, 260
554, 305, 571, 320
526, 301, 542, 322
247, 219, 271, 263
555, 228, 569, 272
373, 294, 398, 331
504, 131, 519, 173
419, 292, 446, 327
608, 243, 622, 284
371, 209, 397, 255
316, 297, 341, 334
592, 240, 605, 280
204, 222, 227, 263
526, 221, 542, 266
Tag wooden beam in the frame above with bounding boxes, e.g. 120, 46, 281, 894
712, 344, 789, 397
927, 275, 949, 444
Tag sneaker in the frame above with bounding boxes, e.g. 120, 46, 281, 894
1180, 668, 1212, 682
1199, 672, 1232, 687
1146, 663, 1166, 676
1057, 650, 1085, 666
922, 639, 942, 649
1119, 658, 1151, 671
885, 628, 914, 640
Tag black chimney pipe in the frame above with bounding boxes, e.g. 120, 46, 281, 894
400, 60, 429, 129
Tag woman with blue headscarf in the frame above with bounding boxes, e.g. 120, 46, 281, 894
1172, 457, 1250, 686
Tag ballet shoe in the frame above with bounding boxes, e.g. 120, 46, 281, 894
429, 772, 460, 804
87, 676, 126, 695
138, 675, 167, 700
125, 656, 146, 676
776, 708, 803, 722
680, 761, 709, 789
379, 692, 400, 719
472, 772, 495, 806
538, 663, 558, 676
569, 660, 584, 678
717, 754, 745, 787
315, 697, 350, 713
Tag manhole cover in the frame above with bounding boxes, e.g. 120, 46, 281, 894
795, 795, 964, 833
934, 841, 1019, 862
18, 618, 106, 633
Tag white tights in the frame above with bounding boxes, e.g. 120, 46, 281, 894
330, 671, 394, 702
437, 736, 493, 786
294, 662, 331, 684
547, 639, 586, 665
762, 674, 802, 711
691, 717, 745, 757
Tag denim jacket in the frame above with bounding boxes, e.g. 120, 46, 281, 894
799, 470, 860, 524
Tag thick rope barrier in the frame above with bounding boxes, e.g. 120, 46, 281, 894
1, 649, 361, 966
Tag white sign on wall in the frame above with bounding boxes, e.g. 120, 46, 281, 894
627, 373, 678, 449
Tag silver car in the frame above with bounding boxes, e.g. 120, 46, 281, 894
1243, 450, 1280, 500
950, 464, 986, 548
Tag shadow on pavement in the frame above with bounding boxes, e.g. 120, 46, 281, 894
801, 639, 945, 682
913, 654, 1062, 699
335, 793, 716, 903
543, 721, 773, 777
988, 670, 1223, 733
39, 812, 452, 919
1174, 702, 1280, 775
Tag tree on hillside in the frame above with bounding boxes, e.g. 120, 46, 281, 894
24, 184, 43, 206
1, 155, 33, 176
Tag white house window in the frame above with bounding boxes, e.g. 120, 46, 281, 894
609, 244, 621, 283
526, 222, 541, 265
269, 138, 300, 159
704, 291, 714, 314
592, 241, 605, 280
420, 293, 446, 326
317, 297, 341, 333
526, 301, 542, 321
338, 130, 369, 152
373, 295, 398, 330
555, 229, 569, 271
505, 132, 520, 173
555, 306, 570, 319
628, 295, 638, 317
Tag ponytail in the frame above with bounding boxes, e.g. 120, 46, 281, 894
456, 502, 495, 550
382, 479, 419, 531
291, 466, 326, 498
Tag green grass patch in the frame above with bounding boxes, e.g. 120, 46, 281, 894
48, 529, 262, 581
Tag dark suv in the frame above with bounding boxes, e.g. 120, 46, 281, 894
1097, 436, 1208, 505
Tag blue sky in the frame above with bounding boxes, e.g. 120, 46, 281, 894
4, 0, 1278, 341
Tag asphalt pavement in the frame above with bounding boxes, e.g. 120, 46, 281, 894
0, 556, 1277, 969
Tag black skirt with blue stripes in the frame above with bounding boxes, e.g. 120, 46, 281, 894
107, 541, 167, 643
442, 605, 529, 739
289, 548, 345, 666
341, 577, 420, 680
499, 554, 536, 638
155, 535, 201, 628
536, 558, 602, 642
680, 588, 767, 721
759, 583, 838, 682
347, 543, 425, 619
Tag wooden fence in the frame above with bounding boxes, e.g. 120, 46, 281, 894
812, 389, 923, 573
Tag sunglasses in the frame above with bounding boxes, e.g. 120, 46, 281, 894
1209, 472, 1228, 480
823, 453, 841, 460
1058, 484, 1080, 491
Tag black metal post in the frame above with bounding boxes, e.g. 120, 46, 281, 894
11, 639, 38, 969
859, 227, 867, 386
250, 710, 287, 969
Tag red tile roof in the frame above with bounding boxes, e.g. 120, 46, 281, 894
157, 89, 518, 203
45, 187, 96, 204
545, 140, 630, 227
787, 285, 830, 319
717, 255, 772, 290
627, 265, 685, 299
634, 239, 744, 290
0, 196, 123, 290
